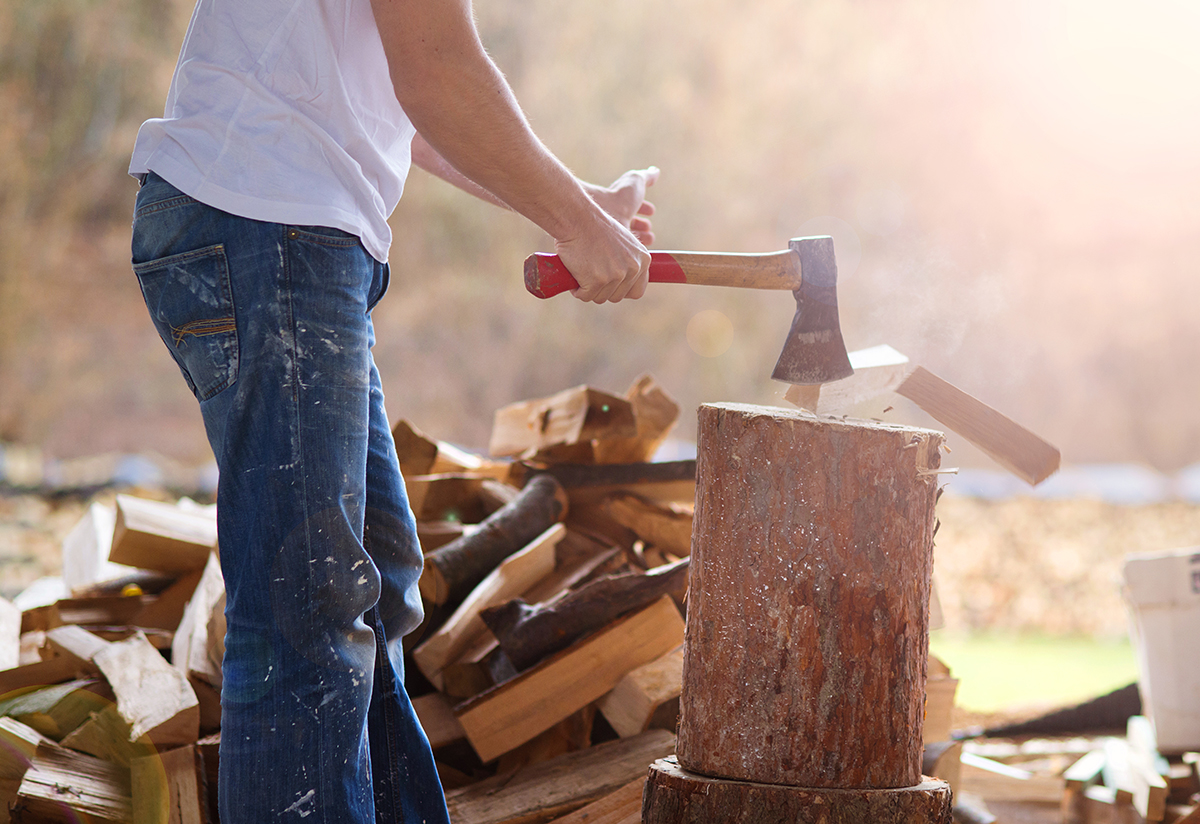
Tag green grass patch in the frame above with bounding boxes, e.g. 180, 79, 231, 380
929, 631, 1140, 712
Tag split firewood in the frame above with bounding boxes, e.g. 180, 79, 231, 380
545, 777, 644, 824
592, 375, 681, 465
494, 706, 596, 778
22, 595, 148, 634
921, 740, 963, 795
456, 596, 684, 762
133, 567, 205, 634
110, 495, 217, 574
131, 745, 211, 824
959, 751, 1066, 803
44, 625, 108, 672
479, 557, 689, 672
411, 693, 466, 751
14, 743, 133, 824
172, 553, 224, 690
95, 632, 200, 748
0, 717, 54, 780
782, 343, 911, 413
60, 704, 153, 768
597, 645, 683, 738
488, 385, 636, 458
0, 597, 21, 671
0, 679, 112, 741
414, 523, 564, 688
603, 492, 692, 557
420, 475, 568, 608
896, 366, 1060, 486
0, 655, 90, 698
444, 729, 675, 824
392, 419, 509, 479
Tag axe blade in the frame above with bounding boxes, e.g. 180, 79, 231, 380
771, 236, 854, 385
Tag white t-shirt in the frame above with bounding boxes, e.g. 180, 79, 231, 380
130, 0, 414, 263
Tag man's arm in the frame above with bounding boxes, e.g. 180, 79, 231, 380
372, 0, 649, 303
412, 134, 659, 246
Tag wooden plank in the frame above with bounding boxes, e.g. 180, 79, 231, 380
95, 632, 199, 748
412, 693, 466, 750
456, 597, 685, 763
110, 495, 217, 573
783, 344, 912, 414
131, 745, 209, 824
413, 523, 564, 688
592, 375, 681, 465
445, 729, 675, 824
14, 744, 132, 823
896, 366, 1060, 485
545, 777, 643, 824
598, 645, 684, 738
603, 493, 692, 557
489, 386, 636, 458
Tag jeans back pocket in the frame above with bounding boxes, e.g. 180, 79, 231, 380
134, 244, 239, 401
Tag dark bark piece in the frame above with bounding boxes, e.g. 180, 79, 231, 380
677, 403, 943, 790
643, 757, 953, 824
420, 475, 568, 607
978, 681, 1141, 739
518, 460, 696, 489
480, 557, 689, 671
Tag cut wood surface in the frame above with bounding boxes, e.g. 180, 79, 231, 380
924, 674, 959, 743
420, 475, 568, 607
592, 375, 681, 465
15, 744, 133, 824
603, 493, 692, 557
598, 644, 684, 738
110, 495, 217, 574
0, 679, 111, 740
481, 558, 689, 672
456, 596, 685, 763
643, 757, 954, 824
44, 625, 108, 670
445, 729, 675, 824
922, 741, 963, 795
545, 778, 643, 824
95, 633, 199, 747
489, 386, 637, 458
392, 418, 509, 479
60, 704, 151, 768
677, 403, 942, 789
60, 502, 129, 597
414, 523, 564, 687
131, 745, 209, 824
896, 366, 1060, 485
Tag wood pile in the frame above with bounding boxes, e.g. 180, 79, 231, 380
951, 715, 1200, 824
0, 374, 969, 823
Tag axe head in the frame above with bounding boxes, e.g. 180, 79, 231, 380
771, 236, 854, 385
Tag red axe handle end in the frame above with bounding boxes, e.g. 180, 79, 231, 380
523, 252, 695, 299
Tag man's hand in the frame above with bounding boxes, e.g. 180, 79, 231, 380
584, 167, 659, 247
555, 210, 651, 304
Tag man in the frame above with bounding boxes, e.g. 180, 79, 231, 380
128, 0, 657, 820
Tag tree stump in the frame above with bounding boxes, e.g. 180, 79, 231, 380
644, 757, 952, 824
676, 403, 944, 790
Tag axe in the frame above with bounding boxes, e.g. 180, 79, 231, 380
524, 235, 854, 385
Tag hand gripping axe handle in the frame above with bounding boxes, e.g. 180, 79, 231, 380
523, 235, 854, 385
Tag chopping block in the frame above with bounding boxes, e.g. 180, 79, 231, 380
643, 403, 952, 824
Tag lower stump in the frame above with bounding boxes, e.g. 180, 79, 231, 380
643, 757, 953, 824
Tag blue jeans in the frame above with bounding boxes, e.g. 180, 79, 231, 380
131, 172, 450, 824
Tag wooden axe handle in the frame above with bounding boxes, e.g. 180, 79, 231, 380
524, 249, 801, 299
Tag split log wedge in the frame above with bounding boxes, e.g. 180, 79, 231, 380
420, 475, 568, 607
480, 557, 689, 672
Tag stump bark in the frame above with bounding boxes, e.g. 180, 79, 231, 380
675, 403, 944, 790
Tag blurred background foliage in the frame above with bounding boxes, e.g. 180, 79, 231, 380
1, 0, 1198, 470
